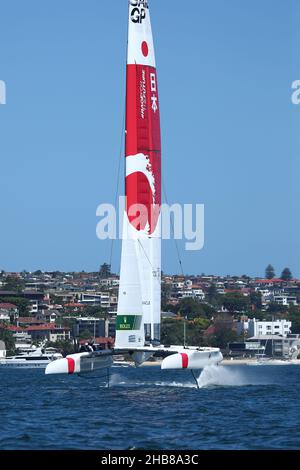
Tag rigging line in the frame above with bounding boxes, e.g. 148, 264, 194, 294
109, 14, 129, 275
109, 110, 125, 271
162, 179, 185, 278
137, 239, 161, 287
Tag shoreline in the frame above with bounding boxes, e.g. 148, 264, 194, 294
140, 358, 300, 367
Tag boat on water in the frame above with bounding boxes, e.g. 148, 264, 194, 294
0, 347, 63, 368
45, 0, 223, 378
247, 358, 298, 366
247, 332, 300, 366
112, 360, 134, 368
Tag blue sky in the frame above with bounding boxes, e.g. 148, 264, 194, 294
0, 0, 299, 277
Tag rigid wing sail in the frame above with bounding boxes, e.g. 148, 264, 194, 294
46, 0, 222, 377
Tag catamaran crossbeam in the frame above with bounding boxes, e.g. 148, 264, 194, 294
45, 346, 222, 375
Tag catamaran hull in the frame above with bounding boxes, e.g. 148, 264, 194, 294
161, 349, 223, 370
45, 352, 113, 375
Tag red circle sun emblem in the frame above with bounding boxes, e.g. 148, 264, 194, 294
141, 41, 149, 57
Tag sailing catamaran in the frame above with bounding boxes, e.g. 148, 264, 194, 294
45, 0, 222, 378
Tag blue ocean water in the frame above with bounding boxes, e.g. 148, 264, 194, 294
1, 364, 300, 450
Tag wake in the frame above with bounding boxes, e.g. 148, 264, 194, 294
196, 365, 270, 388
108, 365, 272, 390
109, 373, 195, 388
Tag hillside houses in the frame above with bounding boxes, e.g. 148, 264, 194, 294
0, 269, 299, 356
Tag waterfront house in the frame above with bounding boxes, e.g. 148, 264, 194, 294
79, 337, 114, 350
0, 303, 19, 322
0, 340, 6, 358
2, 323, 71, 343
237, 318, 291, 337
73, 317, 115, 339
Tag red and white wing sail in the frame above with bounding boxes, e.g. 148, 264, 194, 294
44, 1, 224, 375
116, 0, 161, 349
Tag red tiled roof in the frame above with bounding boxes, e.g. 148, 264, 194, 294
4, 325, 23, 332
79, 337, 114, 345
204, 326, 215, 336
0, 303, 18, 309
1, 323, 70, 332
26, 325, 53, 331
26, 324, 70, 332
65, 303, 85, 308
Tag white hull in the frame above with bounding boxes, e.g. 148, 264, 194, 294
45, 352, 113, 375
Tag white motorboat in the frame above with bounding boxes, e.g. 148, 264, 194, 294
0, 347, 63, 368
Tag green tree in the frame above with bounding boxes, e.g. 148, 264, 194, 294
250, 291, 262, 310
193, 317, 210, 330
0, 328, 15, 355
222, 293, 250, 314
268, 302, 288, 314
288, 308, 300, 334
0, 297, 30, 316
78, 329, 94, 340
45, 340, 75, 356
175, 298, 214, 320
81, 306, 107, 318
161, 318, 207, 347
265, 264, 275, 280
161, 283, 173, 310
3, 276, 25, 292
50, 295, 64, 306
207, 283, 218, 304
245, 310, 267, 321
188, 318, 211, 346
60, 317, 77, 330
99, 263, 111, 279
281, 267, 292, 281
161, 319, 186, 346
204, 317, 238, 349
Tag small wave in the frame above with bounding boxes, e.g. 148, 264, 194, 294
197, 365, 270, 388
19, 433, 31, 442
109, 366, 272, 390
154, 381, 195, 388
109, 373, 194, 389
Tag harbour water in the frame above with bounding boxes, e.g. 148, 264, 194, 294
1, 365, 300, 450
